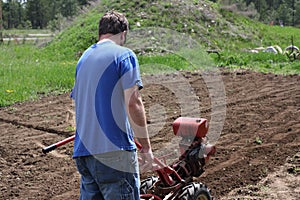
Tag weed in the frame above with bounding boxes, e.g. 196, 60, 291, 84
254, 137, 263, 145
66, 126, 76, 132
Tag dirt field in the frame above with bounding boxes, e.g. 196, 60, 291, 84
0, 69, 299, 199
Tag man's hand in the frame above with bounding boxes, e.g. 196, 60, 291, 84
139, 148, 158, 173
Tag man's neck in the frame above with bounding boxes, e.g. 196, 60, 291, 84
99, 33, 114, 41
99, 33, 120, 45
98, 32, 124, 46
97, 38, 113, 44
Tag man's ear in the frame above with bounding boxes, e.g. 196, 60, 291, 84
120, 31, 126, 40
120, 32, 124, 40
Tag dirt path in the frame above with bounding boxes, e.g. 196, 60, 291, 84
0, 70, 299, 199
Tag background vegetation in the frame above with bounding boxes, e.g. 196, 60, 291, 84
1, 0, 91, 30
0, 0, 300, 107
219, 0, 300, 27
1, 0, 300, 30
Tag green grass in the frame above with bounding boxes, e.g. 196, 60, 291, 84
0, 44, 198, 107
1, 0, 300, 107
0, 44, 75, 107
138, 47, 216, 74
216, 51, 300, 74
3, 29, 53, 35
139, 54, 189, 74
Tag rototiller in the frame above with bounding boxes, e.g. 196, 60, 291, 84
42, 117, 216, 200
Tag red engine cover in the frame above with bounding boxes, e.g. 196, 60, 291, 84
172, 117, 208, 138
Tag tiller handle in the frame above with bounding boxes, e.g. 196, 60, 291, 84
42, 135, 75, 154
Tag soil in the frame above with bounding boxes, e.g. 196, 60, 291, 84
0, 69, 299, 200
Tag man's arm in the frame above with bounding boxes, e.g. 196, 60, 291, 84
124, 85, 152, 152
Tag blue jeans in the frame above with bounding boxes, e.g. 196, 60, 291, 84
75, 150, 140, 200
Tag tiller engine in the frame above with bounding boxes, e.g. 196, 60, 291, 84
139, 117, 216, 200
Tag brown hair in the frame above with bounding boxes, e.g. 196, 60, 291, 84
98, 11, 129, 36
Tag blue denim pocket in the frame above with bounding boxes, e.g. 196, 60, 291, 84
120, 178, 135, 200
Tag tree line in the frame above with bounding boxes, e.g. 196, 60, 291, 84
1, 0, 91, 30
215, 0, 300, 27
1, 0, 300, 31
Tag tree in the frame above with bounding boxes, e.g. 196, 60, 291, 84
25, 0, 81, 29
220, 0, 300, 26
26, 0, 48, 29
59, 0, 79, 18
1, 0, 26, 29
77, 0, 89, 6
253, 0, 268, 22
0, 0, 3, 44
295, 0, 300, 27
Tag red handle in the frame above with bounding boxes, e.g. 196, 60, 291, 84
42, 135, 75, 154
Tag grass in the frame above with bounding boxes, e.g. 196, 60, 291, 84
2, 29, 53, 35
0, 44, 197, 107
216, 51, 300, 74
1, 0, 300, 107
139, 54, 189, 74
0, 44, 75, 106
2, 29, 55, 46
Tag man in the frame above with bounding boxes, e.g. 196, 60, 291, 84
71, 11, 154, 200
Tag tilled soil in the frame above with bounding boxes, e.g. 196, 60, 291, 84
0, 69, 299, 199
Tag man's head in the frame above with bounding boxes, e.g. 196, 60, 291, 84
98, 11, 129, 45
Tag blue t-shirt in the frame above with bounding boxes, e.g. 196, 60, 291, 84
71, 40, 143, 157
